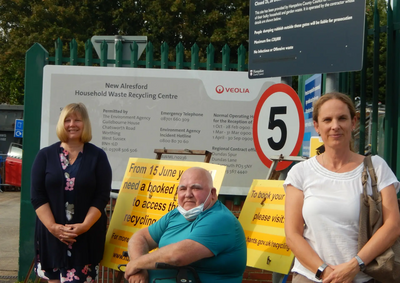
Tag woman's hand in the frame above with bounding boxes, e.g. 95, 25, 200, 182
61, 207, 101, 243
49, 223, 77, 245
64, 223, 89, 237
320, 266, 334, 280
322, 259, 359, 283
35, 204, 76, 245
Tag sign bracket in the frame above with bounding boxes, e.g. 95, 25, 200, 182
154, 149, 212, 163
266, 155, 307, 180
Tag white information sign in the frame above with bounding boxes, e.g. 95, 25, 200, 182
42, 66, 280, 195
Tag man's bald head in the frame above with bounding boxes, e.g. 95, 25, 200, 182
177, 167, 217, 211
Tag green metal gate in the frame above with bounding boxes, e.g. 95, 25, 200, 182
19, 39, 248, 280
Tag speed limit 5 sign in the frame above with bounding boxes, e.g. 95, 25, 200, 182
253, 83, 304, 171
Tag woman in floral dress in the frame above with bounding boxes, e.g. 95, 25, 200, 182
31, 103, 112, 283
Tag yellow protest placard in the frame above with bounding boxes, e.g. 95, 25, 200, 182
101, 158, 226, 270
238, 179, 294, 274
310, 136, 324, 157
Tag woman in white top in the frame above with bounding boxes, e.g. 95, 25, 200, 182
284, 92, 400, 283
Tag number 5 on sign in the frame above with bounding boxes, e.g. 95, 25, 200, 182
253, 84, 304, 171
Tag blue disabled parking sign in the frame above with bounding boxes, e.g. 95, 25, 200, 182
14, 119, 23, 138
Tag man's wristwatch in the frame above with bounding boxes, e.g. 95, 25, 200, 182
355, 255, 366, 271
315, 263, 328, 280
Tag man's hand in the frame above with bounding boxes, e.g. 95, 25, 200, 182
125, 269, 148, 283
124, 260, 142, 279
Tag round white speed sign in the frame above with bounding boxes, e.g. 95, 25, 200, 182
253, 83, 304, 171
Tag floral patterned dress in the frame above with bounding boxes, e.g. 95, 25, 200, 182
60, 147, 81, 262
36, 146, 99, 282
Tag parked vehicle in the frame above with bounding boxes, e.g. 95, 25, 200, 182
5, 142, 22, 188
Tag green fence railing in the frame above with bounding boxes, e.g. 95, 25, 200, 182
50, 38, 248, 71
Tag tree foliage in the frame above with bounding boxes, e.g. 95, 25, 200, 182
0, 0, 391, 104
0, 0, 249, 104
359, 0, 388, 103
0, 0, 123, 104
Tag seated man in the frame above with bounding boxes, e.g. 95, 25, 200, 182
124, 167, 247, 283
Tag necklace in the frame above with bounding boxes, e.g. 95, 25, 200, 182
61, 142, 83, 165
69, 154, 78, 164
321, 153, 352, 173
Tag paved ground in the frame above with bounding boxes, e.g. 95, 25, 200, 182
0, 191, 20, 283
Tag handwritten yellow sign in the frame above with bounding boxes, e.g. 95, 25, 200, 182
238, 179, 294, 274
101, 158, 226, 270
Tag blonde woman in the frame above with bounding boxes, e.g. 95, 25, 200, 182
31, 103, 112, 283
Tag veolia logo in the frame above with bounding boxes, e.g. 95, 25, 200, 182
215, 85, 250, 94
216, 85, 224, 94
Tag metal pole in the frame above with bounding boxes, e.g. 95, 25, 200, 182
393, 0, 400, 178
272, 76, 292, 283
384, 3, 395, 167
281, 76, 292, 86
371, 0, 380, 155
359, 19, 368, 154
325, 73, 339, 93
114, 35, 123, 67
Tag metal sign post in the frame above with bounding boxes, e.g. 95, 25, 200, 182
91, 35, 147, 67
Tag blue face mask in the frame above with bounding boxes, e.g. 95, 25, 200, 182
177, 190, 212, 221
